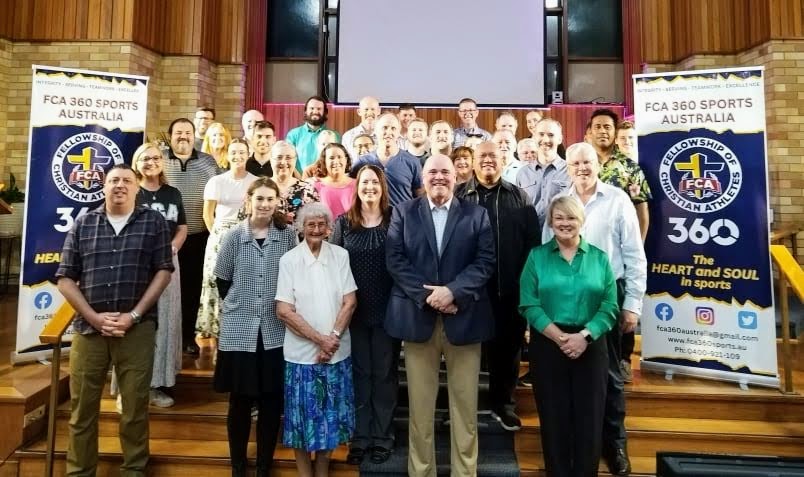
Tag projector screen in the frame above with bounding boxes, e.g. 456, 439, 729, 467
336, 0, 545, 106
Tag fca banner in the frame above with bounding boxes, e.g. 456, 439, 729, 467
633, 67, 777, 388
15, 66, 148, 360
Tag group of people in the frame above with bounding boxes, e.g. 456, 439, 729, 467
56, 96, 650, 477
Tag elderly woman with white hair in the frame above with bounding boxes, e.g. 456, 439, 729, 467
276, 202, 358, 476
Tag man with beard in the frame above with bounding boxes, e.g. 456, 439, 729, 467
385, 153, 495, 476
455, 141, 540, 432
162, 118, 219, 356
350, 113, 423, 206
240, 109, 264, 143
546, 142, 647, 476
453, 97, 492, 148
428, 120, 454, 158
397, 103, 417, 148
286, 95, 339, 172
343, 96, 381, 159
405, 117, 429, 165
245, 120, 277, 177
193, 107, 215, 151
516, 118, 570, 229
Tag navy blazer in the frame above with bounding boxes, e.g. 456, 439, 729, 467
384, 196, 496, 345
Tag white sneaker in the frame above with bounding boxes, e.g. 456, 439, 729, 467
149, 389, 175, 408
115, 394, 122, 414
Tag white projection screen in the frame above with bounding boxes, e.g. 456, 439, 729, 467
336, 0, 545, 106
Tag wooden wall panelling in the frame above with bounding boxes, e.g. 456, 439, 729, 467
622, 0, 643, 116
261, 104, 624, 149
640, 0, 673, 64
244, 0, 267, 109
770, 0, 804, 39
201, 0, 222, 62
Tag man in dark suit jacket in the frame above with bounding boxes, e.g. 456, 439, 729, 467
385, 154, 495, 477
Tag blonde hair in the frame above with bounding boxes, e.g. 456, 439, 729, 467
131, 142, 167, 185
549, 196, 585, 228
201, 122, 232, 168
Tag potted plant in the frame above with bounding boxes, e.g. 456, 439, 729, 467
0, 173, 25, 235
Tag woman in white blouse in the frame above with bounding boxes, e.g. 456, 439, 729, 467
196, 138, 258, 343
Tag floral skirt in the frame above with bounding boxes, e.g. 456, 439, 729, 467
283, 358, 355, 451
195, 220, 238, 338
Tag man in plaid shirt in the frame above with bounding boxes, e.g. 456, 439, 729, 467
56, 164, 174, 476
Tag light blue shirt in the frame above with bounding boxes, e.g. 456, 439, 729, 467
453, 126, 492, 148
428, 197, 452, 256
286, 123, 339, 173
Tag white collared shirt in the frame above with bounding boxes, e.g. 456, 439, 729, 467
543, 180, 647, 315
275, 240, 358, 364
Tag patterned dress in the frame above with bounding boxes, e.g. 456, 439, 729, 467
279, 179, 319, 223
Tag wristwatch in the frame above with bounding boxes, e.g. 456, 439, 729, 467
580, 329, 593, 343
129, 310, 143, 324
331, 328, 341, 339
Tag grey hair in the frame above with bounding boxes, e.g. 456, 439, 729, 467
565, 142, 597, 161
294, 202, 334, 231
517, 138, 537, 150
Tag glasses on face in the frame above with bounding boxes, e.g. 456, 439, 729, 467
459, 109, 478, 114
137, 155, 162, 163
465, 133, 483, 138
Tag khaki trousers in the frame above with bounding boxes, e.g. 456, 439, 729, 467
405, 317, 481, 477
67, 321, 156, 477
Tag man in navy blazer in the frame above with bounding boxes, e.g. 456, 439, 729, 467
385, 153, 495, 477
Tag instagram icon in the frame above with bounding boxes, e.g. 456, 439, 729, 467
695, 307, 715, 325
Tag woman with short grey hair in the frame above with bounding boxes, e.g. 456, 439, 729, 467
276, 202, 358, 476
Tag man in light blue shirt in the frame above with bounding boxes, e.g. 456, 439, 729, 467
516, 119, 570, 229
286, 95, 339, 173
453, 97, 492, 148
342, 96, 380, 160
350, 113, 423, 206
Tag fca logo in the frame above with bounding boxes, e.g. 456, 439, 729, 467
738, 311, 758, 330
695, 307, 715, 325
655, 303, 673, 321
34, 292, 52, 310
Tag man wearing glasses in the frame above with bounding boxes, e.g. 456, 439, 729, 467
342, 96, 381, 160
193, 107, 215, 151
453, 97, 491, 148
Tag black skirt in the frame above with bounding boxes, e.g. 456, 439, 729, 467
213, 333, 285, 397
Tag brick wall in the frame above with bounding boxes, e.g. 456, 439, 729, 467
0, 40, 247, 189
654, 40, 804, 262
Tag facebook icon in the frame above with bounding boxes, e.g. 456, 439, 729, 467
34, 291, 53, 310
655, 303, 673, 321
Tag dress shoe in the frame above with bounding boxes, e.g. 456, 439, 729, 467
604, 447, 632, 476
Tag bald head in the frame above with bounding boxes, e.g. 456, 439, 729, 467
422, 154, 456, 205
357, 96, 381, 129
241, 109, 264, 140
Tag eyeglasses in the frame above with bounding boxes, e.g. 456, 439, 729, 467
459, 109, 478, 114
465, 133, 484, 138
137, 155, 162, 163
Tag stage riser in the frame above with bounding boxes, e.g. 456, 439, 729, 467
16, 458, 359, 477
514, 388, 804, 422
516, 432, 804, 458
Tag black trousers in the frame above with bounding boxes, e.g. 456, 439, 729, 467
487, 293, 527, 411
621, 331, 635, 360
530, 326, 608, 477
227, 391, 283, 470
178, 231, 208, 344
350, 320, 400, 450
603, 280, 628, 452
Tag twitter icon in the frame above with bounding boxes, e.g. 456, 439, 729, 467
737, 311, 758, 330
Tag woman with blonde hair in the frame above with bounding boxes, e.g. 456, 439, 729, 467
202, 122, 233, 171
112, 142, 187, 409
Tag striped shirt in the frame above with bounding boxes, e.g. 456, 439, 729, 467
56, 205, 174, 335
163, 149, 219, 234
214, 221, 298, 352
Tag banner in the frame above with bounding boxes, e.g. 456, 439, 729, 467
14, 66, 148, 358
633, 67, 778, 388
